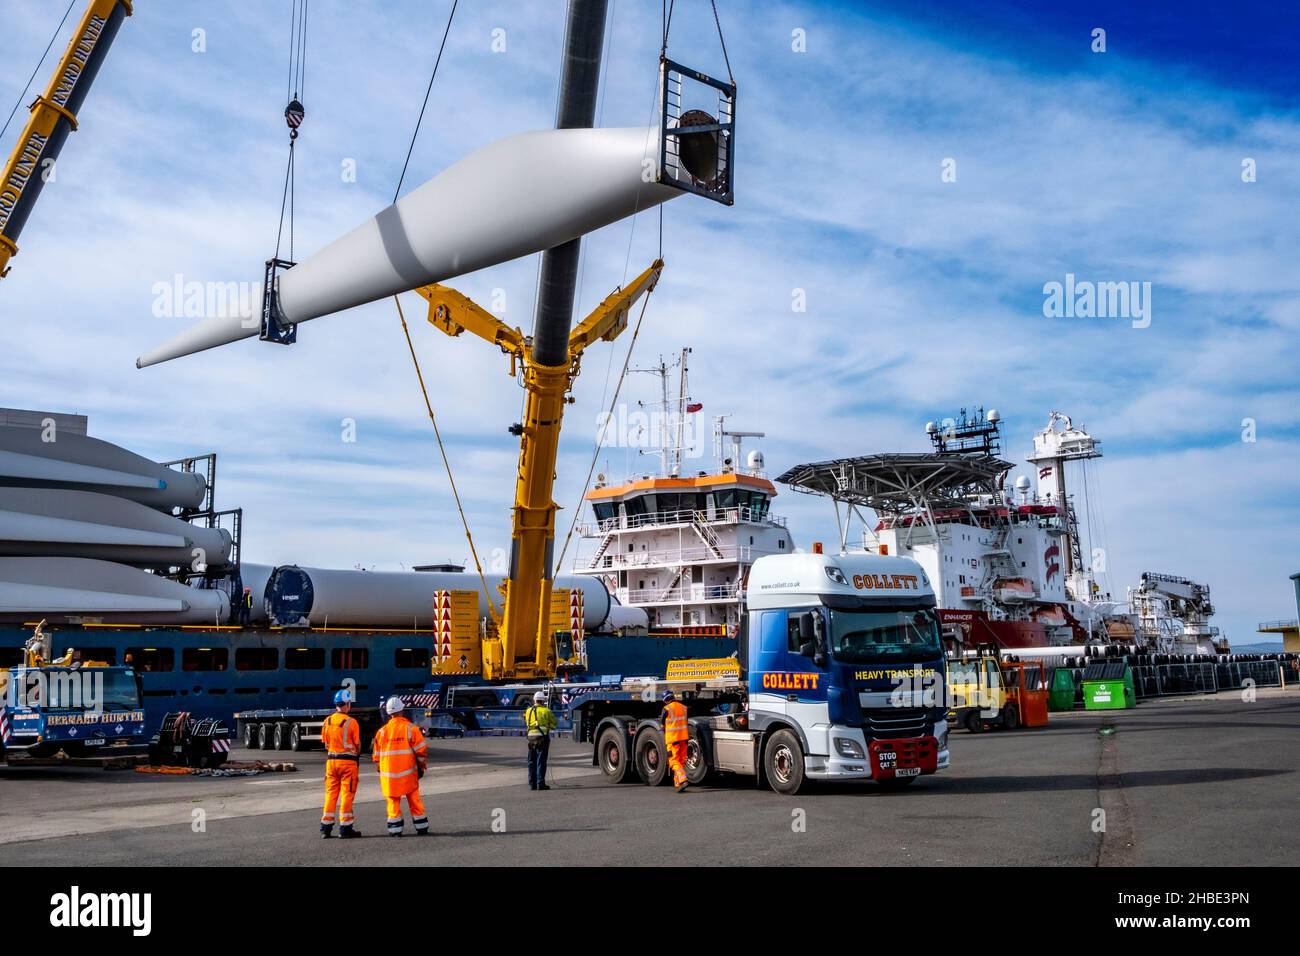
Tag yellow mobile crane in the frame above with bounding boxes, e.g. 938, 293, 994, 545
415, 260, 663, 681
0, 0, 131, 279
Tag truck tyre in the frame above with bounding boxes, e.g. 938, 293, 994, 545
1001, 705, 1019, 731
242, 723, 258, 749
210, 750, 228, 768
273, 722, 290, 750
964, 710, 983, 734
634, 727, 669, 786
764, 729, 806, 796
596, 726, 633, 783
257, 723, 272, 750
685, 726, 710, 786
289, 723, 304, 752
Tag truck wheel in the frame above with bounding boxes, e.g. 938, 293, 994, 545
764, 729, 805, 795
964, 711, 983, 734
242, 723, 258, 749
210, 749, 229, 768
596, 726, 633, 783
257, 723, 272, 750
273, 722, 290, 750
289, 724, 304, 752
685, 727, 710, 786
1001, 705, 1019, 731
634, 727, 669, 786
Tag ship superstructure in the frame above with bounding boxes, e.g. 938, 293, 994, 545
779, 409, 1119, 649
573, 351, 794, 637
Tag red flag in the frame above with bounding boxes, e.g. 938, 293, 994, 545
686, 402, 703, 413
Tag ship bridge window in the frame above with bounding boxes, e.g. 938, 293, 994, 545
332, 647, 369, 669
235, 648, 278, 671
625, 496, 648, 518
285, 647, 325, 670
592, 502, 616, 522
749, 493, 769, 517
182, 648, 228, 672
126, 647, 173, 672
395, 648, 430, 669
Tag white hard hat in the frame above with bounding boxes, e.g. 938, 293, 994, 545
385, 696, 405, 715
533, 691, 547, 704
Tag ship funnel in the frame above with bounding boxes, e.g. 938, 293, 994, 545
136, 126, 681, 368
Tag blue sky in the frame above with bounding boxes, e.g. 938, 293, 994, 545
0, 0, 1296, 645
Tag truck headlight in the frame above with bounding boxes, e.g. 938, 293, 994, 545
934, 723, 948, 751
834, 737, 864, 758
824, 566, 848, 585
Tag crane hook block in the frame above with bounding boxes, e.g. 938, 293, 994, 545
285, 99, 305, 139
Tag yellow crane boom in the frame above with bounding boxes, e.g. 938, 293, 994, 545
0, 0, 132, 279
416, 258, 664, 680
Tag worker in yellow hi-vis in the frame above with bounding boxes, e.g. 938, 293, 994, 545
525, 690, 558, 790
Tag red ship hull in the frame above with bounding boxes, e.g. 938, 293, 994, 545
939, 610, 1051, 650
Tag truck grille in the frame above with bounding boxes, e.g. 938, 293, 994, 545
862, 709, 929, 739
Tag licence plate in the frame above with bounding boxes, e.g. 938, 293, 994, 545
82, 739, 105, 747
895, 766, 920, 777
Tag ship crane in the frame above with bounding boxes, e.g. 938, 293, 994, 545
1130, 571, 1224, 654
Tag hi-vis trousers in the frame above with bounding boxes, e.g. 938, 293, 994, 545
321, 759, 359, 831
385, 790, 428, 834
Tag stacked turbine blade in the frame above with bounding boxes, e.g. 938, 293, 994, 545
0, 410, 231, 624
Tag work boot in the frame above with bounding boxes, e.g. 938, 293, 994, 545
339, 828, 361, 839
676, 782, 688, 793
388, 830, 403, 838
537, 783, 550, 791
415, 828, 431, 837
320, 825, 334, 838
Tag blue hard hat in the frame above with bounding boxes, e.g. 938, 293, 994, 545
334, 689, 353, 706
662, 690, 676, 701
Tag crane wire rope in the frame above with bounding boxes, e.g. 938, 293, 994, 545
383, 1, 499, 614
554, 288, 656, 575
0, 0, 77, 144
274, 0, 309, 263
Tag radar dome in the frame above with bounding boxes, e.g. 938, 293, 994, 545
1015, 475, 1031, 492
925, 421, 937, 434
747, 450, 765, 471
987, 409, 1002, 423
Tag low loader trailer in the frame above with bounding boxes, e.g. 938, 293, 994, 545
569, 552, 951, 795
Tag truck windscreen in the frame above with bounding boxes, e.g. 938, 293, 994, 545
39, 669, 142, 711
829, 608, 942, 663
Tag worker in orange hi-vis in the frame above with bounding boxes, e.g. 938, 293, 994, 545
661, 690, 690, 793
372, 696, 430, 836
320, 689, 362, 839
